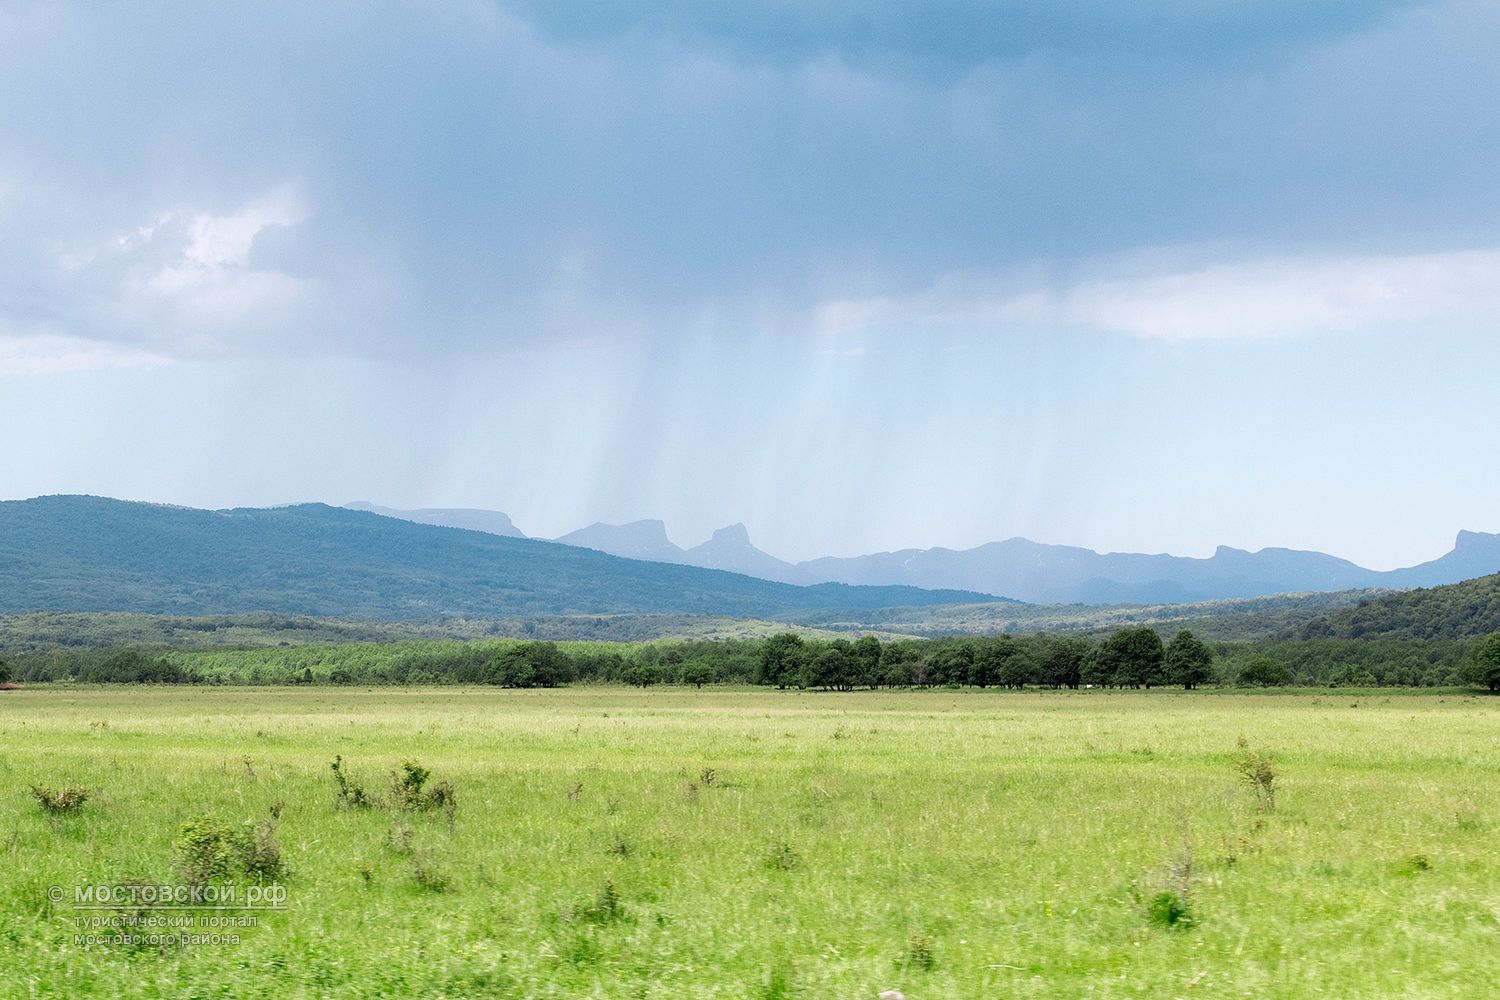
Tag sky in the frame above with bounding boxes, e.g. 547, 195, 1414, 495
1, 0, 1497, 569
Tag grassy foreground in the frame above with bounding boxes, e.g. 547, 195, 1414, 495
2, 687, 1498, 998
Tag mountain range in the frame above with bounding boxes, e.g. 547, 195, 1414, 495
0, 496, 993, 620
357, 504, 1500, 605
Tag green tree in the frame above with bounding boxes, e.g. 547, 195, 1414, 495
487, 648, 534, 687
852, 635, 883, 688
621, 664, 659, 688
1079, 645, 1110, 687
487, 641, 574, 688
974, 636, 1035, 688
1037, 638, 1088, 689
526, 642, 573, 687
880, 643, 920, 686
924, 642, 974, 686
1474, 634, 1500, 692
0, 658, 10, 685
1164, 630, 1215, 689
681, 661, 714, 688
756, 633, 807, 688
806, 640, 858, 690
1238, 656, 1292, 687
1097, 628, 1166, 688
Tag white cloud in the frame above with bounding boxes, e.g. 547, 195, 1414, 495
36, 185, 316, 361
133, 186, 309, 324
814, 248, 1500, 340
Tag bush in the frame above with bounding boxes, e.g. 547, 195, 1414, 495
764, 841, 799, 871
411, 854, 452, 892
573, 879, 627, 924
1147, 890, 1193, 928
239, 817, 288, 880
331, 755, 372, 808
901, 933, 936, 971
391, 760, 456, 813
30, 785, 89, 815
1236, 749, 1278, 812
174, 812, 286, 884
1145, 825, 1196, 929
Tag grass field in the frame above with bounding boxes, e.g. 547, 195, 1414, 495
2, 687, 1498, 998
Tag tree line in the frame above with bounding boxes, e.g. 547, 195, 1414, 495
5, 627, 1497, 690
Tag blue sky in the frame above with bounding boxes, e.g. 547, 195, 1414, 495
1, 0, 1496, 568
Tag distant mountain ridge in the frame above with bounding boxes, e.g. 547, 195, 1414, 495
555, 519, 683, 563
0, 496, 995, 619
344, 502, 526, 538
552, 519, 803, 582
793, 531, 1500, 602
348, 503, 1500, 605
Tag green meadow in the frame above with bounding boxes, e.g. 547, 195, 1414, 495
2, 687, 1498, 998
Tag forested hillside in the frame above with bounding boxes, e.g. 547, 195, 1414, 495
1302, 572, 1500, 639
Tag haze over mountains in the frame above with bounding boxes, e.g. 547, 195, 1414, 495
357, 504, 1500, 605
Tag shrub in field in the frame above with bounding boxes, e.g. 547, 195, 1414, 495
410, 854, 452, 892
1397, 853, 1432, 875
761, 967, 802, 999
1145, 826, 1196, 929
386, 822, 415, 856
174, 813, 286, 884
30, 785, 89, 815
764, 841, 799, 871
330, 755, 372, 808
572, 880, 627, 924
172, 815, 239, 884
390, 760, 456, 813
900, 934, 936, 971
1236, 749, 1278, 811
1147, 890, 1193, 928
240, 817, 287, 880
